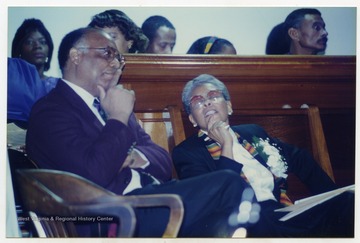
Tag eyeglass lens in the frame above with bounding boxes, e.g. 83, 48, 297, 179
190, 90, 223, 110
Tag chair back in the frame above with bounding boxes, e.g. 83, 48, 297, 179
124, 84, 186, 151
231, 106, 334, 200
135, 106, 186, 178
135, 106, 185, 153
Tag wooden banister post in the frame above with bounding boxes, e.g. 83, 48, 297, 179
307, 105, 335, 181
168, 106, 186, 145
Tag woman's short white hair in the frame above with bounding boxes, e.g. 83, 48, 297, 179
182, 74, 231, 114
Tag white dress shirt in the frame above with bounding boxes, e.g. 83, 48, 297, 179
229, 129, 277, 202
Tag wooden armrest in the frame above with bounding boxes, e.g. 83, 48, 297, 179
16, 169, 184, 237
118, 194, 184, 237
69, 202, 136, 237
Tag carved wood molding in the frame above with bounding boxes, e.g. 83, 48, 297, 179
120, 55, 356, 110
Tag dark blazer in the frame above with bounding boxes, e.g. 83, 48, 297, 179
26, 79, 172, 195
172, 124, 337, 201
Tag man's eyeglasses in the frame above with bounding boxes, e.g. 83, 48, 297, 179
77, 46, 125, 67
189, 90, 224, 110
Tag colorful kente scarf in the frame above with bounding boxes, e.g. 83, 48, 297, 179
199, 129, 293, 206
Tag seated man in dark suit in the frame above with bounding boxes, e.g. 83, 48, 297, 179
26, 27, 252, 237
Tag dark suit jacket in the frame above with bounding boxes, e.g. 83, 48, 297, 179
26, 79, 172, 195
172, 124, 337, 202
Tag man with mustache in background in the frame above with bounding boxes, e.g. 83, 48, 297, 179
284, 8, 328, 55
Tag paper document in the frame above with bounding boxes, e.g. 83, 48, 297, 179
274, 184, 355, 221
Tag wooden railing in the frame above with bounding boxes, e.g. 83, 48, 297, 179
121, 55, 355, 111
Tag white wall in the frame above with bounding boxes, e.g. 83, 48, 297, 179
7, 6, 357, 78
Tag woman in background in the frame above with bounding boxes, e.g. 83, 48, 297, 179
11, 18, 57, 92
187, 36, 237, 55
89, 9, 148, 54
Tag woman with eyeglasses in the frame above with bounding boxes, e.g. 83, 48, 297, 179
11, 18, 58, 92
172, 74, 354, 238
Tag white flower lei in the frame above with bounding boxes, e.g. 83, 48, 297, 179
252, 137, 288, 179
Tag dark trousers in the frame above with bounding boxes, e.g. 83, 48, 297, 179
128, 170, 250, 237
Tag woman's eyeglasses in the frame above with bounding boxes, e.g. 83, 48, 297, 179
189, 90, 224, 110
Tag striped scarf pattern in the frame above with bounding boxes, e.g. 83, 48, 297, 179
198, 129, 293, 206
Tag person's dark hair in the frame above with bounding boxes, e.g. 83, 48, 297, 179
284, 8, 322, 42
265, 23, 290, 55
141, 15, 175, 42
182, 74, 231, 114
11, 18, 54, 71
187, 36, 235, 54
58, 27, 99, 74
88, 9, 148, 53
284, 8, 322, 30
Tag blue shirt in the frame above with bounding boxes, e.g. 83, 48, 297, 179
7, 58, 51, 122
